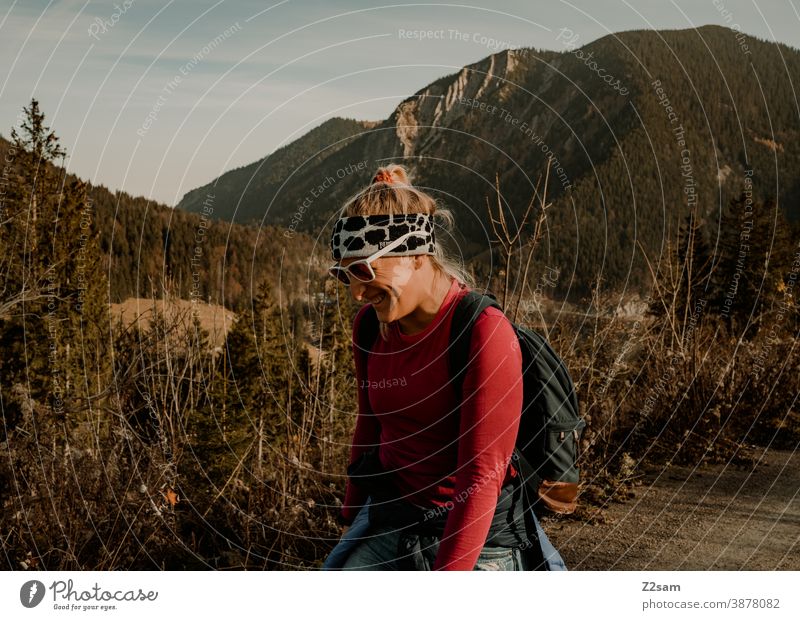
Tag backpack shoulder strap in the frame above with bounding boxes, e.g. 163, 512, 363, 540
448, 290, 503, 399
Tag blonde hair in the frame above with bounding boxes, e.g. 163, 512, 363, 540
338, 163, 475, 340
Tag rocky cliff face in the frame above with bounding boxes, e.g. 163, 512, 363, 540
391, 49, 522, 158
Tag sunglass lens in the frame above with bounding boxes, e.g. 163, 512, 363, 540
329, 267, 350, 285
348, 263, 374, 282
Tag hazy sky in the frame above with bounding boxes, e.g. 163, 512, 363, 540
1, 0, 798, 206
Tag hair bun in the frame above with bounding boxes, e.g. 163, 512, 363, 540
371, 164, 411, 187
373, 170, 393, 184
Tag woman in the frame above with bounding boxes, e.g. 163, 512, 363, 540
323, 164, 565, 571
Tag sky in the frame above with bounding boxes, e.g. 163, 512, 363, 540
1, 0, 799, 207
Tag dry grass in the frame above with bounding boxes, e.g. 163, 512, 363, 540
110, 297, 234, 347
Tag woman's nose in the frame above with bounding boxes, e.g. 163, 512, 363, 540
349, 280, 367, 301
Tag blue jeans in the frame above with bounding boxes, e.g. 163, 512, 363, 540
322, 496, 566, 571
341, 522, 526, 570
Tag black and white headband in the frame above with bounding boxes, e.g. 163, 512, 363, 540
330, 213, 436, 260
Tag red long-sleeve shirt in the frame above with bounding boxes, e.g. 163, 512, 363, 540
340, 277, 524, 570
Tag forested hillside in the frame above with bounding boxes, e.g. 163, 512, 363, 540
178, 116, 378, 226
0, 135, 324, 312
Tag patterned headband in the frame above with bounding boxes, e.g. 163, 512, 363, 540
330, 213, 436, 260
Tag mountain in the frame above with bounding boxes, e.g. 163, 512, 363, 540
182, 25, 799, 298
177, 117, 378, 225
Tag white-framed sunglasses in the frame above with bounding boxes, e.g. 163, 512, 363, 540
328, 230, 428, 285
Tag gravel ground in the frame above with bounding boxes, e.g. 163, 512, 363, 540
544, 447, 800, 570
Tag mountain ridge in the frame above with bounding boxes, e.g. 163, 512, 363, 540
176, 26, 800, 295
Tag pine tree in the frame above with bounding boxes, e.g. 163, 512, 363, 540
647, 210, 714, 346
191, 280, 293, 488
311, 277, 357, 460
0, 99, 110, 426
709, 191, 794, 338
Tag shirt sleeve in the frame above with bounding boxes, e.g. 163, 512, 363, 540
432, 308, 523, 570
339, 305, 381, 524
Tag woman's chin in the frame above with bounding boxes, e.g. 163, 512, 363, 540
373, 300, 392, 320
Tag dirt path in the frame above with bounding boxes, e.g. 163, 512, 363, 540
544, 447, 800, 570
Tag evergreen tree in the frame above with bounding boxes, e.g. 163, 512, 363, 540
648, 210, 714, 342
191, 280, 296, 487
709, 191, 794, 338
314, 278, 357, 438
0, 99, 110, 426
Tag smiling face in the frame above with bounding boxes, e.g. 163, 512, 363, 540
340, 254, 421, 322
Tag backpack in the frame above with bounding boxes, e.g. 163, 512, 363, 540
354, 288, 585, 517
